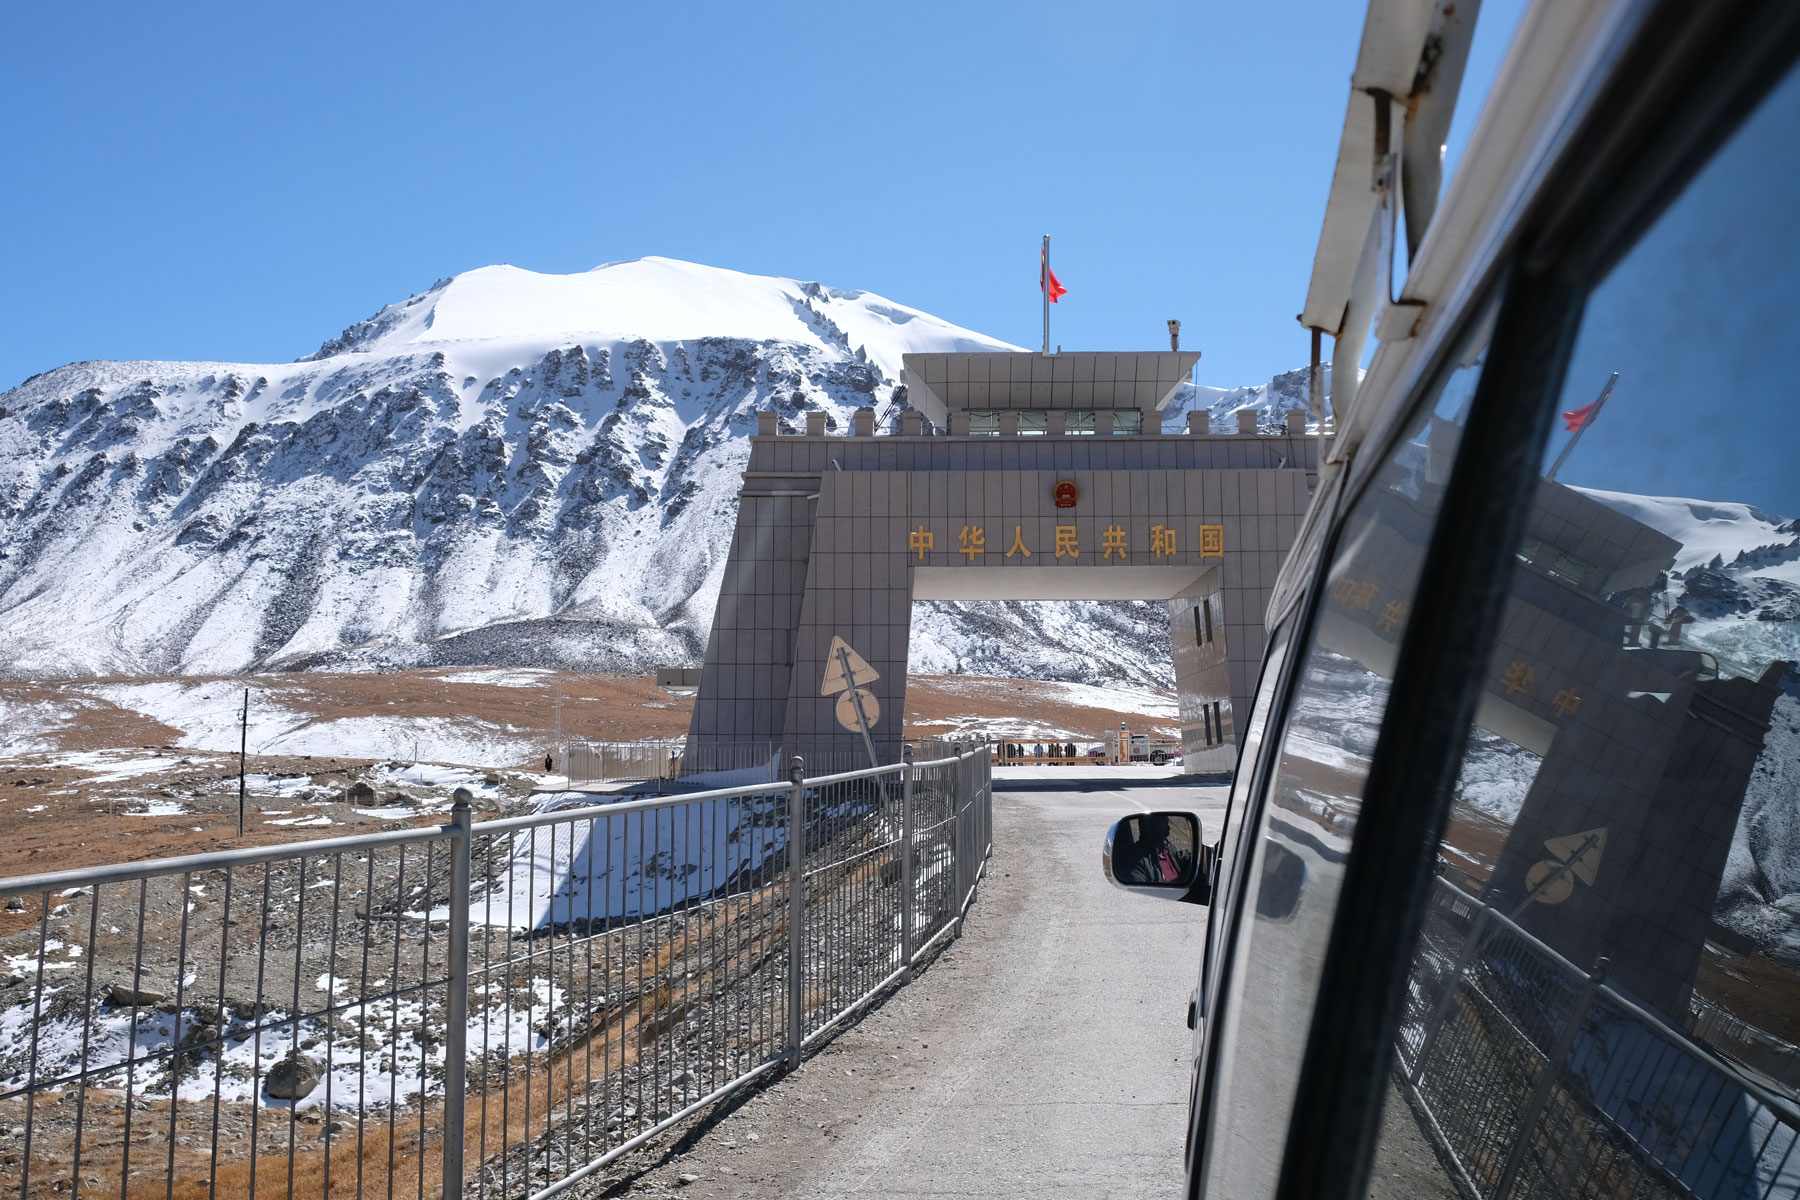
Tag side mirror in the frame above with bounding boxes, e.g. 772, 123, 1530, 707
1255, 839, 1306, 922
1103, 811, 1215, 905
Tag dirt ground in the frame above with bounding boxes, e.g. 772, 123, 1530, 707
0, 671, 1175, 883
0, 670, 1171, 759
0, 669, 694, 759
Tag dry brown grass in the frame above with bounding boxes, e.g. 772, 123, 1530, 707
0, 670, 1169, 884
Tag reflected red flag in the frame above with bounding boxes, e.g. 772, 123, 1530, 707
1562, 401, 1598, 431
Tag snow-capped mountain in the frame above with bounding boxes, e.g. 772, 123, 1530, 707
1452, 488, 1800, 959
1167, 363, 1335, 433
1576, 489, 1800, 958
0, 258, 1295, 685
1579, 490, 1800, 666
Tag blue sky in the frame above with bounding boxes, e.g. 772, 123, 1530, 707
1549, 60, 1800, 519
2, 1, 1523, 393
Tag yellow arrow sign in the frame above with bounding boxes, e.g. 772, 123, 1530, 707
1543, 827, 1607, 886
820, 636, 880, 695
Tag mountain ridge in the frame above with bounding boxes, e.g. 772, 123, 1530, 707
0, 258, 1312, 684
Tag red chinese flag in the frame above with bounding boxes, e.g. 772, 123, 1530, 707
1040, 251, 1067, 303
1562, 401, 1598, 431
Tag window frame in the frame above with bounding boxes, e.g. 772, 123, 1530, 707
1266, 4, 1800, 1198
1185, 611, 1305, 1179
1197, 622, 1296, 1011
1182, 269, 1515, 1197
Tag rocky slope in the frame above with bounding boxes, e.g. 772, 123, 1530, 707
1579, 491, 1800, 959
0, 258, 1310, 686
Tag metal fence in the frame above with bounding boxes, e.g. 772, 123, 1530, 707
563, 740, 785, 785
1689, 995, 1800, 1095
563, 741, 919, 786
1393, 877, 1800, 1199
0, 746, 992, 1200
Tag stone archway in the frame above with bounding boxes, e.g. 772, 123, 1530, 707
686, 351, 1319, 768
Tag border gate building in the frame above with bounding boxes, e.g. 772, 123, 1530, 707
685, 351, 1323, 770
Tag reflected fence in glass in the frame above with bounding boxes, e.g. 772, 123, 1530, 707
1394, 877, 1800, 1200
0, 747, 993, 1200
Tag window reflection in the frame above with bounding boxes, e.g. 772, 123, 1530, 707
1203, 304, 1495, 1199
1375, 58, 1800, 1200
1475, 476, 1788, 1024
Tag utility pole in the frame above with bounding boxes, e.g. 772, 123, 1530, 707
237, 688, 248, 837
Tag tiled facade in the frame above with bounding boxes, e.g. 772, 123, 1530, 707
1308, 465, 1782, 1021
1170, 586, 1234, 775
687, 352, 1321, 767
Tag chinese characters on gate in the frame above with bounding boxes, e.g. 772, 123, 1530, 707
1330, 571, 1584, 723
907, 523, 1226, 563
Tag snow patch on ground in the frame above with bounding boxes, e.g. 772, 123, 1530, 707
490, 787, 792, 929
243, 772, 320, 798
0, 700, 74, 756
914, 716, 1102, 741
909, 677, 1178, 741
433, 668, 557, 688
119, 798, 190, 817
82, 681, 535, 766
89, 681, 304, 750
259, 717, 526, 766
376, 762, 500, 791
916, 676, 1175, 716
54, 753, 184, 784
1035, 680, 1178, 718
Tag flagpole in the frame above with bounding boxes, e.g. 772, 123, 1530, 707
1042, 234, 1051, 355
1546, 371, 1618, 481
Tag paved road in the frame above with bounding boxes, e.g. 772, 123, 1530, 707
593, 767, 1224, 1199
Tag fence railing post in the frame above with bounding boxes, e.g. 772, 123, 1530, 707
1492, 955, 1609, 1200
901, 746, 915, 973
980, 748, 991, 858
952, 747, 968, 938
441, 789, 473, 1200
786, 756, 807, 1066
1411, 901, 1492, 1084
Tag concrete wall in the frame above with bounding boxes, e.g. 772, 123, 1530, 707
1170, 575, 1234, 775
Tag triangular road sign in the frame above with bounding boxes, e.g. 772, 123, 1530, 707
1543, 827, 1607, 886
821, 636, 880, 695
